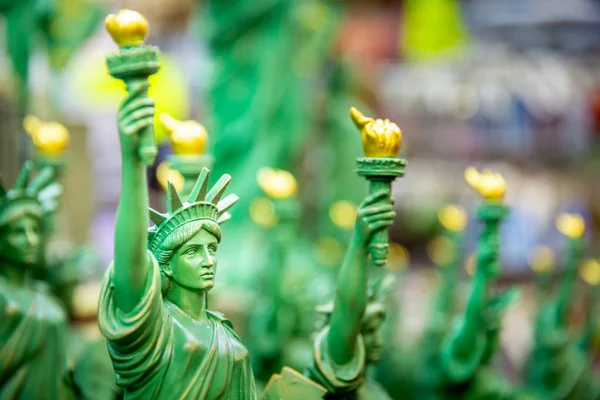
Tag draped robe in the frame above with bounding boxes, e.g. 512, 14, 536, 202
98, 255, 258, 399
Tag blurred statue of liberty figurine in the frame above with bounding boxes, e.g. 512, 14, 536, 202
0, 163, 70, 399
98, 10, 258, 399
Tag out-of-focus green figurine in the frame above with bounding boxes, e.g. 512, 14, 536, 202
578, 259, 600, 355
21, 116, 121, 400
416, 204, 468, 397
305, 107, 404, 399
423, 167, 519, 399
0, 162, 70, 398
525, 214, 600, 400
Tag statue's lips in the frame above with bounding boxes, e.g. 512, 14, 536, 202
200, 272, 214, 278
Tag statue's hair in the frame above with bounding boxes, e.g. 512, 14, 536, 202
154, 219, 222, 294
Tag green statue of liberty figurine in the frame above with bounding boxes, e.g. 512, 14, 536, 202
98, 10, 257, 398
0, 162, 70, 399
305, 108, 403, 399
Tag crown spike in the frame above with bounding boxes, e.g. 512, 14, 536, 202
14, 161, 33, 190
217, 212, 232, 224
205, 174, 232, 204
167, 181, 184, 214
149, 208, 167, 226
217, 193, 239, 214
189, 168, 210, 202
28, 167, 55, 196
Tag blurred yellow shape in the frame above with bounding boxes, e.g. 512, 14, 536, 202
387, 242, 410, 272
72, 53, 188, 145
555, 213, 585, 239
159, 113, 208, 156
156, 161, 184, 193
329, 200, 357, 231
527, 245, 555, 274
464, 167, 506, 201
23, 116, 70, 155
438, 204, 467, 231
350, 107, 402, 158
427, 236, 454, 266
257, 167, 297, 199
250, 197, 278, 228
314, 237, 344, 268
464, 252, 476, 276
580, 259, 600, 286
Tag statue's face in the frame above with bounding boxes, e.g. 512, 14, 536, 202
167, 228, 218, 291
362, 313, 384, 364
0, 215, 41, 265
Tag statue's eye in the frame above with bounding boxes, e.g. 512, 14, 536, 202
208, 245, 217, 254
184, 248, 197, 256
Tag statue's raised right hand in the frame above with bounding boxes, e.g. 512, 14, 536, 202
354, 189, 395, 247
117, 92, 155, 157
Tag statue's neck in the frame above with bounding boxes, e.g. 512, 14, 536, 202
165, 282, 209, 322
0, 258, 29, 287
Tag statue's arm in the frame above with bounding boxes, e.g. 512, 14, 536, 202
327, 190, 394, 366
444, 270, 487, 361
112, 95, 156, 313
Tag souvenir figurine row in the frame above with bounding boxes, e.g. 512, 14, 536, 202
1, 9, 599, 400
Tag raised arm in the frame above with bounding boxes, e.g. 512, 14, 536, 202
441, 169, 507, 382
554, 215, 585, 326
327, 189, 395, 366
112, 92, 156, 312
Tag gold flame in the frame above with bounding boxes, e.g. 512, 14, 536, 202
350, 107, 402, 158
438, 204, 467, 232
527, 245, 555, 274
555, 213, 585, 239
580, 259, 600, 286
23, 115, 69, 155
159, 113, 208, 156
257, 167, 297, 199
105, 9, 148, 47
464, 167, 506, 201
156, 162, 184, 193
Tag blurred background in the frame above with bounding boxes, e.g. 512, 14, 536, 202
1, 0, 600, 392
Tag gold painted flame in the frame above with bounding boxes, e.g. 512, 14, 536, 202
156, 161, 184, 193
580, 259, 600, 286
527, 245, 555, 274
159, 113, 208, 156
555, 213, 585, 239
256, 167, 297, 199
105, 9, 148, 47
23, 115, 69, 155
438, 204, 467, 232
464, 167, 506, 201
350, 107, 402, 158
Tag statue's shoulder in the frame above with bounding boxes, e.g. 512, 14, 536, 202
207, 310, 235, 330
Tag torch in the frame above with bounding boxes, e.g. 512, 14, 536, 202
105, 9, 159, 166
23, 115, 70, 175
350, 107, 405, 267
159, 113, 213, 200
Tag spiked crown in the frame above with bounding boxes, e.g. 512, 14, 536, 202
147, 167, 238, 252
0, 162, 57, 227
